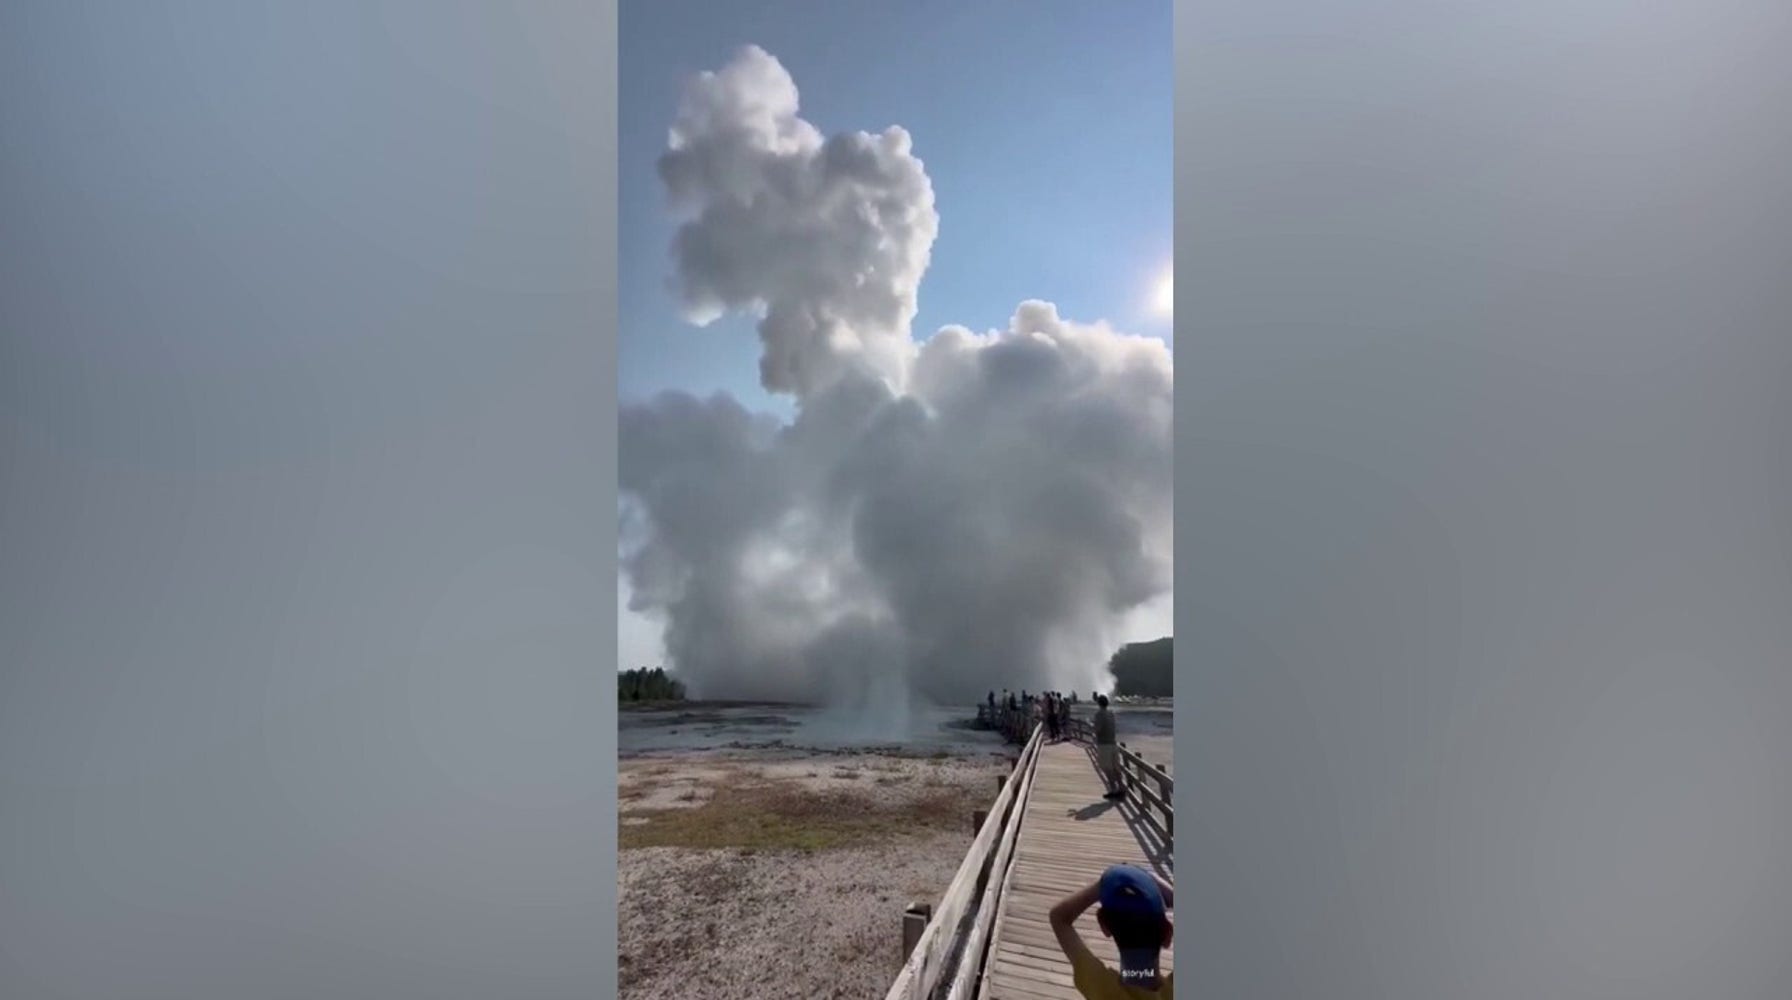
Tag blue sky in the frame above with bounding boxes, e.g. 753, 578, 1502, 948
619, 0, 1173, 416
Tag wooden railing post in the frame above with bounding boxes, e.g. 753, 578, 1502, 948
902, 903, 931, 963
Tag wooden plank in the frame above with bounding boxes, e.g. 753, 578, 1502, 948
988, 960, 1077, 987
985, 970, 1084, 999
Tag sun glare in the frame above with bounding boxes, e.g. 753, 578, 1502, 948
1153, 269, 1174, 316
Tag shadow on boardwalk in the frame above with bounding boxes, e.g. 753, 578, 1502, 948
1065, 741, 1172, 876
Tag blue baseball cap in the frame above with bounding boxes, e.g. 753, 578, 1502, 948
1099, 864, 1166, 918
1098, 865, 1167, 987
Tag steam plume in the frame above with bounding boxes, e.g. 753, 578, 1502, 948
621, 46, 1171, 706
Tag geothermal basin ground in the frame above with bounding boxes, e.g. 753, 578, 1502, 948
617, 701, 1173, 1000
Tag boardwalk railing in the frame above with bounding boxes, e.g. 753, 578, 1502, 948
1115, 741, 1174, 838
982, 703, 1174, 841
885, 719, 1045, 1000
944, 723, 1044, 1000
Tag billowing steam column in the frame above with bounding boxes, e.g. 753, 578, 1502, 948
620, 46, 1172, 712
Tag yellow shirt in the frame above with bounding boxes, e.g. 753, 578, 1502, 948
1067, 948, 1173, 999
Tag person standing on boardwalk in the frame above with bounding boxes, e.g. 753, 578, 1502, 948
1049, 864, 1175, 998
1093, 694, 1123, 800
1045, 692, 1061, 742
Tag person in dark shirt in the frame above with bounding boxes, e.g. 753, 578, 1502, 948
1093, 694, 1122, 800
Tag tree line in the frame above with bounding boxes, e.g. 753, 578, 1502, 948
618, 666, 686, 702
1107, 636, 1172, 697
622, 638, 1168, 703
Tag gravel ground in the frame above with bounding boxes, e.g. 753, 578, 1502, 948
1122, 734, 1174, 776
618, 749, 1011, 1000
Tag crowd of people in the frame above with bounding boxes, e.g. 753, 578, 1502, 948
985, 687, 1125, 799
987, 688, 1084, 742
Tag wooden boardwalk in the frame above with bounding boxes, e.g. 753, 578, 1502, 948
885, 710, 1174, 1000
978, 740, 1174, 999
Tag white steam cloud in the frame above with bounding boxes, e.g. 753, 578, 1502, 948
658, 45, 935, 397
621, 46, 1171, 708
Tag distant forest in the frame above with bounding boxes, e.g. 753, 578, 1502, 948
619, 666, 686, 702
1107, 637, 1172, 697
623, 642, 1169, 702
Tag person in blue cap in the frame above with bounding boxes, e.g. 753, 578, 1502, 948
1048, 864, 1175, 998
